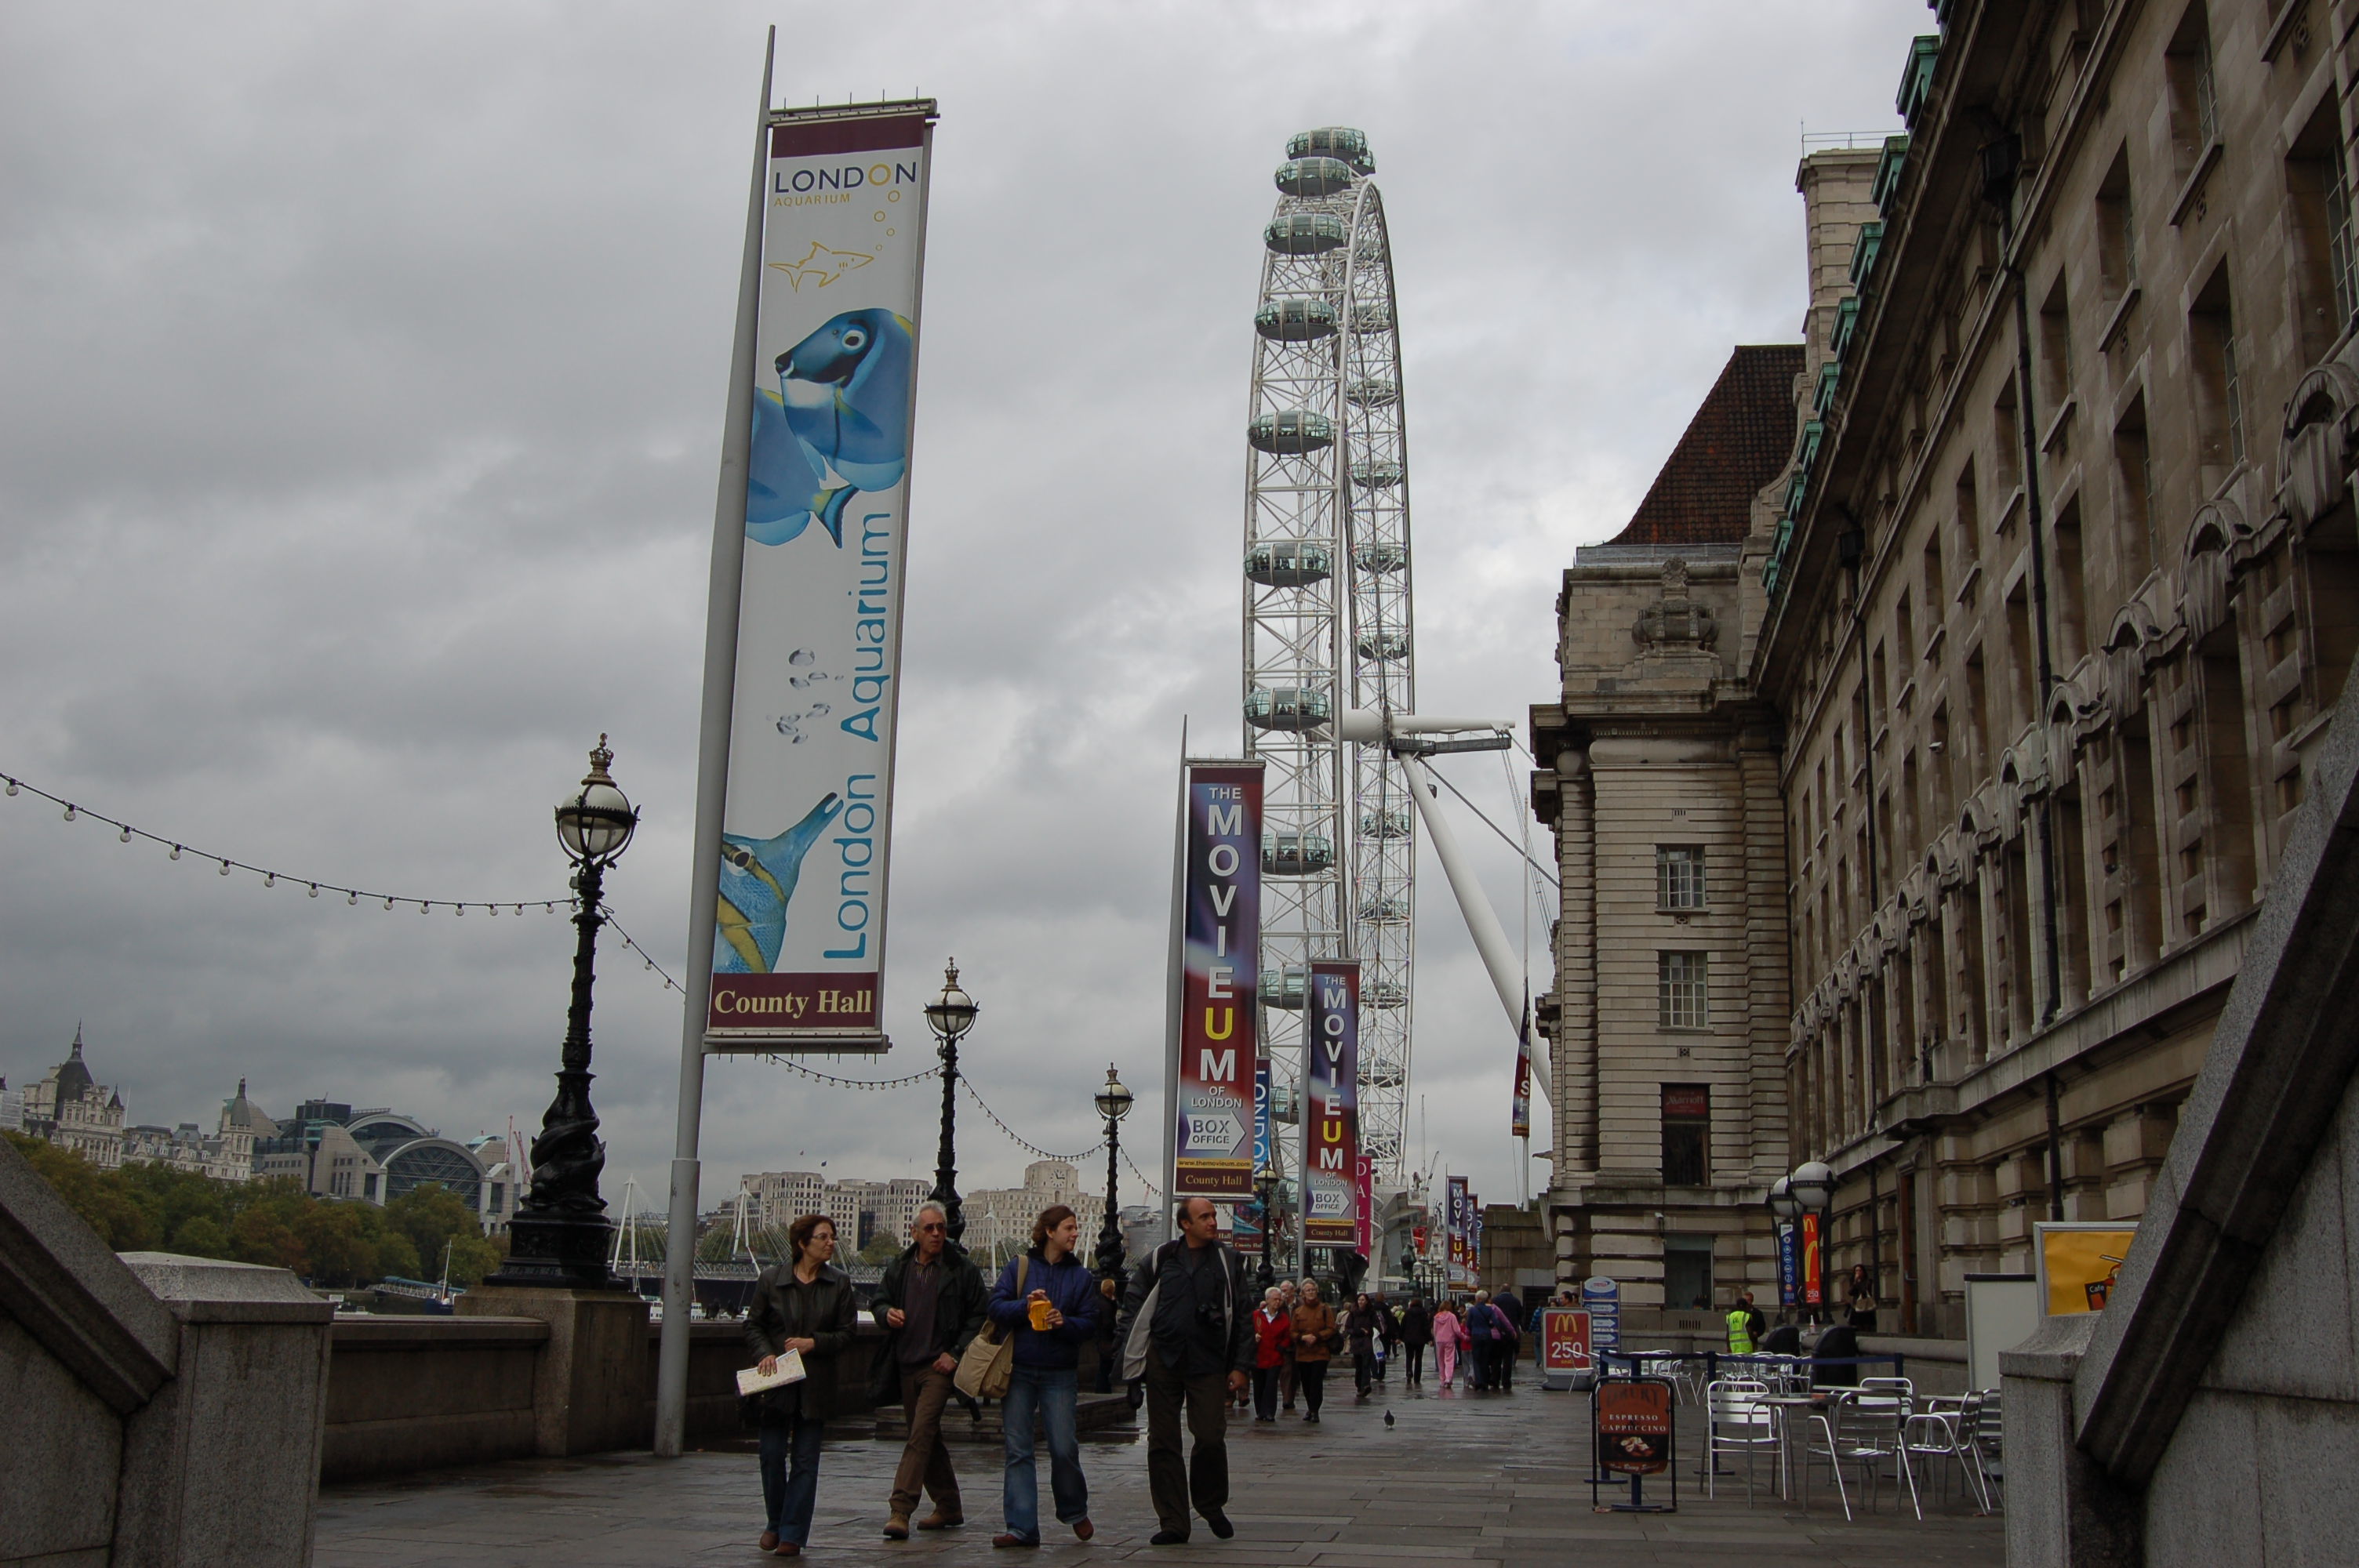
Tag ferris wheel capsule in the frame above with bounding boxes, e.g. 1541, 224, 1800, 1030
1264, 212, 1347, 256
1274, 156, 1358, 198
1245, 540, 1333, 587
1247, 409, 1335, 454
1285, 126, 1374, 174
1255, 298, 1339, 342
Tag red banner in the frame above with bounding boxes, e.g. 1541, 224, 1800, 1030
1801, 1212, 1823, 1307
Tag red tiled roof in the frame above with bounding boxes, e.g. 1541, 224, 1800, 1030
1608, 344, 1805, 546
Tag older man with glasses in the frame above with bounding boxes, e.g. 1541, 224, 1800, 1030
869, 1203, 987, 1540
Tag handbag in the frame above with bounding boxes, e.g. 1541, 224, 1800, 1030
954, 1256, 1028, 1400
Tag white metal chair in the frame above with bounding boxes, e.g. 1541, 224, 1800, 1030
1704, 1378, 1782, 1502
1906, 1390, 1992, 1513
1805, 1385, 1921, 1520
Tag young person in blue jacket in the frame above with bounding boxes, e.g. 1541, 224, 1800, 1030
985, 1204, 1100, 1548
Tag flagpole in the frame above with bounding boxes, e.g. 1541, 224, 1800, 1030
655, 25, 772, 1460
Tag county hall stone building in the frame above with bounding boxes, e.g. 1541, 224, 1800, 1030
1532, 0, 2359, 1338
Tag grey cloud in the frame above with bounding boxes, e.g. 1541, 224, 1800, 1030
1, 2, 1920, 1209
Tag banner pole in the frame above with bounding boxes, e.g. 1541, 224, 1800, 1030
655, 25, 772, 1459
1161, 721, 1185, 1242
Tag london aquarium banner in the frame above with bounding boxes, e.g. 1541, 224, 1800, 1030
707, 103, 936, 1050
1173, 762, 1263, 1197
1303, 960, 1361, 1245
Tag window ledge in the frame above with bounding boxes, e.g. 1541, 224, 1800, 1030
2168, 141, 2225, 227
2262, 0, 2310, 63
2041, 394, 2079, 455
1656, 902, 1710, 916
1954, 559, 1983, 608
2098, 284, 2142, 352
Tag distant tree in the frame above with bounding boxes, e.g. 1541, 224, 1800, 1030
697, 1221, 743, 1264
858, 1232, 903, 1265
296, 1203, 380, 1287
383, 1182, 482, 1279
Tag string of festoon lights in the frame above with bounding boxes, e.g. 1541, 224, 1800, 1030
2, 765, 1164, 1190
959, 1076, 1105, 1167
2, 768, 567, 916
587, 909, 1155, 1187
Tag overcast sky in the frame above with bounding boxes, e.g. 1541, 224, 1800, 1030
0, 2, 1924, 1221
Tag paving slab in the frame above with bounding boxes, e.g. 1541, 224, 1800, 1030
316, 1378, 2003, 1566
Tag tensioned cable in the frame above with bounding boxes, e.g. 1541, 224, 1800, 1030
1423, 763, 1559, 888
1, 767, 567, 914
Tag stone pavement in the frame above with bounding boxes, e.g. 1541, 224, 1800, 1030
316, 1377, 2005, 1567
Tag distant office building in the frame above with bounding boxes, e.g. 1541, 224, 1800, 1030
251, 1098, 516, 1232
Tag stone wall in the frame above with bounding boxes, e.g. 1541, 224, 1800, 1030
319, 1308, 889, 1483
2, 1137, 332, 1568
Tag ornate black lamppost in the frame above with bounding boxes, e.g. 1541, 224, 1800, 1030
486, 736, 638, 1290
924, 960, 978, 1247
1093, 1065, 1135, 1282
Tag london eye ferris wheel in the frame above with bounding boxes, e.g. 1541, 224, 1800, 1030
1241, 126, 1416, 1200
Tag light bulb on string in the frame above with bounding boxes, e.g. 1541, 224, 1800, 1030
347, 891, 358, 906
264, 873, 275, 889
4, 779, 16, 796
118, 826, 131, 843
455, 904, 464, 916
419, 902, 430, 915
169, 844, 181, 860
63, 804, 75, 822
384, 898, 394, 910
218, 860, 230, 876
307, 884, 318, 898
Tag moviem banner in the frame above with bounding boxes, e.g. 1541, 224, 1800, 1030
1303, 960, 1361, 1245
707, 104, 936, 1050
1172, 762, 1263, 1197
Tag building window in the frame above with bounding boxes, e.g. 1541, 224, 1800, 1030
1659, 951, 1709, 1029
1657, 846, 1707, 909
1663, 1235, 1715, 1308
1661, 1084, 1710, 1186
2332, 149, 2358, 329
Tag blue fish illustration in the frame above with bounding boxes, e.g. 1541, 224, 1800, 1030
714, 793, 844, 974
746, 307, 915, 547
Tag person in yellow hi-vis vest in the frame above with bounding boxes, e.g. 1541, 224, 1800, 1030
1725, 1290, 1763, 1354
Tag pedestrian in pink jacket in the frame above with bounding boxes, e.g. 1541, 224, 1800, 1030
1430, 1303, 1467, 1389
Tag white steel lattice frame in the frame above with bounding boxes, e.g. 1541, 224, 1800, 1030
1243, 173, 1418, 1196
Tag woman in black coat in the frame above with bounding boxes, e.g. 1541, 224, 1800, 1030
1397, 1299, 1433, 1386
745, 1213, 859, 1556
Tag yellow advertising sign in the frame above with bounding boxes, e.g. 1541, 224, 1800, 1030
2036, 1223, 2138, 1315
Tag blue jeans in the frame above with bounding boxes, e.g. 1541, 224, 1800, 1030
758, 1415, 825, 1544
1001, 1365, 1086, 1543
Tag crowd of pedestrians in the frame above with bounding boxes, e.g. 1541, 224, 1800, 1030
741, 1200, 1552, 1556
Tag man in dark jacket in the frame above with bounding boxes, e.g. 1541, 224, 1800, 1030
867, 1203, 987, 1539
1489, 1287, 1524, 1392
1117, 1196, 1255, 1545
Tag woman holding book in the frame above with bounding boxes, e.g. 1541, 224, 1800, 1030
745, 1213, 858, 1556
